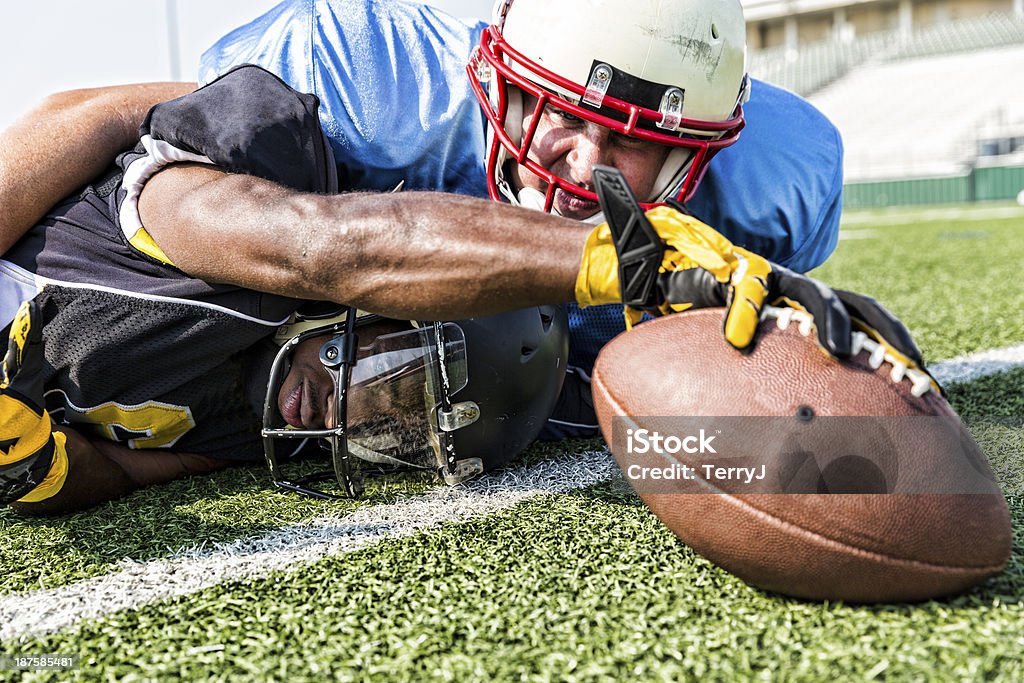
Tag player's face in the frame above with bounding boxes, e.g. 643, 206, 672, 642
277, 335, 337, 429
276, 320, 419, 430
510, 94, 671, 220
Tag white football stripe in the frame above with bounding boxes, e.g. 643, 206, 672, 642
930, 343, 1024, 386
841, 205, 1024, 227
0, 450, 617, 642
838, 229, 881, 240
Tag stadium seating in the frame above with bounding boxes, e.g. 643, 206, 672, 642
749, 14, 1024, 182
749, 13, 1024, 98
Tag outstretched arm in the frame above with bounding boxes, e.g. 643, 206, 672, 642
139, 163, 587, 320
0, 82, 195, 254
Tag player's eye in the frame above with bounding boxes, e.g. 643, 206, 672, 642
613, 132, 658, 151
549, 108, 582, 126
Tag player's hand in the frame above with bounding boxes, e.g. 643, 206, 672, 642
0, 299, 69, 505
574, 165, 813, 348
656, 224, 941, 391
832, 288, 941, 393
653, 227, 850, 354
575, 167, 935, 382
574, 165, 742, 314
575, 206, 724, 311
580, 200, 850, 353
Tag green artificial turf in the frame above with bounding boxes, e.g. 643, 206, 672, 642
812, 204, 1024, 360
0, 439, 596, 597
2, 204, 1023, 681
946, 368, 1024, 495
945, 367, 1024, 418
3, 482, 1020, 682
1, 373, 1019, 681
0, 458, 437, 596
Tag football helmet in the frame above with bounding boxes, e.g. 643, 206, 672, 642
262, 304, 568, 498
468, 0, 750, 216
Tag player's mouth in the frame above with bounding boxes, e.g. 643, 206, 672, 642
280, 382, 303, 428
554, 188, 599, 220
280, 372, 333, 429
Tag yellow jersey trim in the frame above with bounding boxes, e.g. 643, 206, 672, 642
16, 432, 69, 503
128, 227, 176, 267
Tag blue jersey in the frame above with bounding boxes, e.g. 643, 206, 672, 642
200, 0, 843, 380
201, 0, 488, 197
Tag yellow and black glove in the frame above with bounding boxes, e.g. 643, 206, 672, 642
1, 299, 69, 505
575, 166, 938, 389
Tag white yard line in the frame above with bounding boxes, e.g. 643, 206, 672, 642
0, 450, 617, 642
2, 343, 1024, 642
837, 229, 881, 240
929, 342, 1024, 386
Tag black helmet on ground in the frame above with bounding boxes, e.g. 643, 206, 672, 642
261, 304, 568, 498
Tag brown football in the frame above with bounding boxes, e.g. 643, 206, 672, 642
592, 307, 1012, 603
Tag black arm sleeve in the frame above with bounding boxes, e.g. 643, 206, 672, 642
126, 64, 338, 194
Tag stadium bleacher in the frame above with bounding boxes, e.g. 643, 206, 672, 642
749, 13, 1024, 185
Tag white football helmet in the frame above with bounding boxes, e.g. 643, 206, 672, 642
468, 0, 750, 216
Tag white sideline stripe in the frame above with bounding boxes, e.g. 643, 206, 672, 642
929, 342, 1024, 386
2, 343, 1023, 642
0, 451, 617, 642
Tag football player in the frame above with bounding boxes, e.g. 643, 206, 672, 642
0, 66, 576, 511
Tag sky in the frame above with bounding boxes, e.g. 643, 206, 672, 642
0, 0, 494, 129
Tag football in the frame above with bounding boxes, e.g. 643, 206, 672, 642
592, 306, 1013, 603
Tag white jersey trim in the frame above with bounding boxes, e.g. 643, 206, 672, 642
0, 258, 290, 328
118, 134, 217, 244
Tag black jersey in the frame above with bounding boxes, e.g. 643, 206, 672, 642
0, 65, 337, 460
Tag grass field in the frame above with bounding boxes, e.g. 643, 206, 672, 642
1, 203, 1023, 681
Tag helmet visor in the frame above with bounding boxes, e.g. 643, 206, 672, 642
262, 318, 469, 497
343, 323, 468, 469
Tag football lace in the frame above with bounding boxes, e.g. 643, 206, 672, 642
763, 306, 933, 397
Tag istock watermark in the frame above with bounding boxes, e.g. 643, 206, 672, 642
625, 428, 717, 455
611, 416, 1004, 495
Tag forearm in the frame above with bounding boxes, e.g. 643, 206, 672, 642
9, 425, 226, 516
305, 191, 585, 318
0, 82, 195, 254
140, 166, 587, 319
9, 426, 137, 516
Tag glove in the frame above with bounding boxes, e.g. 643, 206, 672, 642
575, 165, 761, 327
0, 299, 69, 505
574, 166, 842, 349
833, 287, 939, 393
574, 205, 723, 312
575, 166, 939, 391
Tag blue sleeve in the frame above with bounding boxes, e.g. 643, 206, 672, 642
686, 79, 844, 273
199, 0, 489, 195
